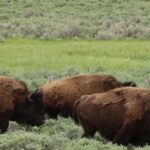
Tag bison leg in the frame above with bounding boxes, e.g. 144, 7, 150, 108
80, 118, 96, 138
112, 121, 137, 145
82, 128, 96, 138
0, 117, 9, 133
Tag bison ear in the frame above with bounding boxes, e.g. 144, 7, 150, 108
29, 90, 43, 104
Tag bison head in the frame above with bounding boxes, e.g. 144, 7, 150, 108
14, 91, 45, 126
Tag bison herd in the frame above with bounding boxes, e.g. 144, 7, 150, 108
1, 74, 150, 146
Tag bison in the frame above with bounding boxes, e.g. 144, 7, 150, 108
30, 74, 136, 119
0, 76, 45, 133
74, 87, 150, 145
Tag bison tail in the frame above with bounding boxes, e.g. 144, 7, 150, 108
122, 81, 137, 87
72, 98, 81, 124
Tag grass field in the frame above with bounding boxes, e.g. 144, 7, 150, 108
0, 0, 150, 149
0, 39, 150, 88
0, 0, 150, 40
0, 39, 150, 149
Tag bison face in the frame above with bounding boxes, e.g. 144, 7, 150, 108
14, 91, 45, 126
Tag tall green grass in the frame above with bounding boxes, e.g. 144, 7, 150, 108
0, 39, 150, 87
0, 39, 149, 73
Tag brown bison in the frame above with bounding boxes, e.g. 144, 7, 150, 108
30, 74, 136, 118
74, 87, 150, 145
0, 76, 45, 133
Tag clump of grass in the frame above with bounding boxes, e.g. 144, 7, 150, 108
0, 118, 127, 150
0, 69, 9, 75
0, 117, 148, 150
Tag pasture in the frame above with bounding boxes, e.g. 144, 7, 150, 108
0, 0, 150, 40
0, 39, 150, 149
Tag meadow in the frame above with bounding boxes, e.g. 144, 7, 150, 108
0, 0, 150, 149
0, 0, 150, 40
0, 39, 150, 149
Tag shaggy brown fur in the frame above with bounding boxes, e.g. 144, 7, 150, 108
31, 74, 136, 118
74, 87, 150, 145
0, 76, 45, 133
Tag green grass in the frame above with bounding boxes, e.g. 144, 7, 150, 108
0, 118, 150, 150
0, 39, 150, 149
0, 118, 127, 150
0, 0, 150, 149
0, 38, 150, 88
0, 38, 150, 72
0, 0, 150, 39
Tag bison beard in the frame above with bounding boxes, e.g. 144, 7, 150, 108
74, 87, 150, 146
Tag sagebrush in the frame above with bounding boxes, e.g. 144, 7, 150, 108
0, 0, 150, 40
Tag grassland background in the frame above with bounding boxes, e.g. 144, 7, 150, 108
0, 39, 150, 149
0, 0, 150, 40
0, 0, 150, 149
